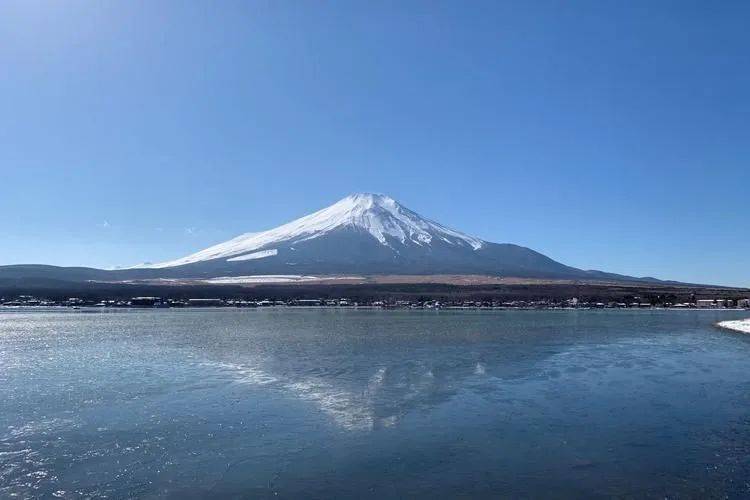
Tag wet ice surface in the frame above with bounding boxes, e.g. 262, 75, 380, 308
2, 309, 750, 498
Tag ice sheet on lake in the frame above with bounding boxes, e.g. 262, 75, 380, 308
718, 319, 750, 334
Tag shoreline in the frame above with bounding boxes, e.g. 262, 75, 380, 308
717, 318, 750, 334
2, 304, 750, 313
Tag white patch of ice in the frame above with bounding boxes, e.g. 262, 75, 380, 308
226, 249, 278, 262
718, 319, 750, 334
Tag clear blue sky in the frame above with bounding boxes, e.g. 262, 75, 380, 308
1, 1, 748, 286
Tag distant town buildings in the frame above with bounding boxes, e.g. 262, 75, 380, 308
697, 299, 721, 308
2, 294, 750, 310
130, 297, 163, 307
187, 298, 226, 307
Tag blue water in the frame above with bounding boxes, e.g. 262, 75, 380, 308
2, 308, 750, 498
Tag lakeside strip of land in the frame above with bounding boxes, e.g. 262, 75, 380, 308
2, 279, 748, 305
717, 319, 750, 334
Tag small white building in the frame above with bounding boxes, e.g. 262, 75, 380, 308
696, 299, 720, 309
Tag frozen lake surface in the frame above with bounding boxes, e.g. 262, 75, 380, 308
2, 308, 750, 498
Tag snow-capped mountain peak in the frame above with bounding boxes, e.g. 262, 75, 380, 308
314, 193, 484, 249
135, 193, 484, 269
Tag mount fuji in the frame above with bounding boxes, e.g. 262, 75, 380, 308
121, 193, 640, 281
0, 193, 661, 284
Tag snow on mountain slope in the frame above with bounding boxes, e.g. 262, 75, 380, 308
135, 193, 485, 269
226, 249, 278, 262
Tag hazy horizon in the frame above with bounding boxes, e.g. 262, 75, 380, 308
1, 1, 748, 286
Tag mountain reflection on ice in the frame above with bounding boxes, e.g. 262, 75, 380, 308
202, 358, 478, 431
